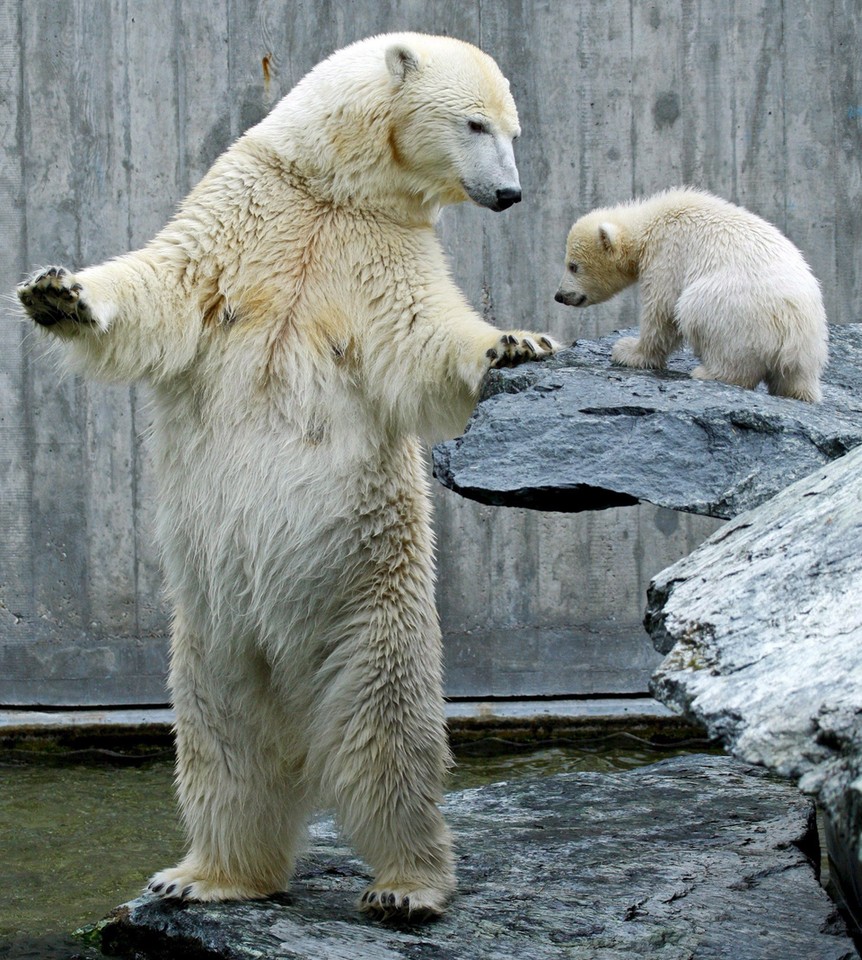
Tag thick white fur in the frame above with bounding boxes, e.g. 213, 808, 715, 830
17, 33, 558, 920
555, 188, 828, 402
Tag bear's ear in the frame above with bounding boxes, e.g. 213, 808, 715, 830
385, 43, 421, 84
598, 222, 619, 254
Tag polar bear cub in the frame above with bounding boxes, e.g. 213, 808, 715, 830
17, 33, 558, 922
555, 188, 828, 401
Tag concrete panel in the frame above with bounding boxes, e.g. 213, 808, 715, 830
1, 0, 858, 704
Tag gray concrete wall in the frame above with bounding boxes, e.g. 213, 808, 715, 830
1, 1, 858, 705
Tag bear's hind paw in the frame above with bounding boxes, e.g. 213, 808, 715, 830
359, 884, 448, 923
17, 266, 95, 328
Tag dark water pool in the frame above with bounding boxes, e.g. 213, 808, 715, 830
0, 736, 718, 960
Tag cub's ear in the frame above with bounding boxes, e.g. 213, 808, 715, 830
385, 43, 421, 83
598, 222, 619, 254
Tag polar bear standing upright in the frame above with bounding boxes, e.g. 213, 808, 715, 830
17, 33, 558, 921
555, 188, 828, 401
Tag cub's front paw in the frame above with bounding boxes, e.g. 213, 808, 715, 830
487, 331, 560, 368
610, 336, 662, 370
17, 266, 95, 328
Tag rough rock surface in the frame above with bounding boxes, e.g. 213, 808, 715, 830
433, 324, 862, 520
646, 444, 862, 931
100, 756, 856, 960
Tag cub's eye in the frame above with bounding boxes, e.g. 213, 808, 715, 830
568, 262, 579, 274
467, 119, 490, 134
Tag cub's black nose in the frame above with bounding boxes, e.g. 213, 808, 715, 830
496, 187, 522, 210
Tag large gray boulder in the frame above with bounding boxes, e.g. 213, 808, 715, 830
646, 444, 862, 930
433, 324, 862, 520
100, 756, 856, 960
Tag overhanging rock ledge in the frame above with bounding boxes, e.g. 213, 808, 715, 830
433, 323, 862, 520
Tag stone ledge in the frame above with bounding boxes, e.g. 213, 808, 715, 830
433, 323, 862, 520
645, 443, 862, 932
100, 755, 857, 960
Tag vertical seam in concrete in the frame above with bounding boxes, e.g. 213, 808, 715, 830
780, 0, 788, 234
826, 0, 838, 301
122, 0, 142, 641
227, 0, 236, 141
130, 384, 141, 639
16, 0, 36, 619
72, 0, 92, 635
123, 0, 133, 251
629, 0, 636, 200
730, 0, 738, 203
174, 0, 187, 194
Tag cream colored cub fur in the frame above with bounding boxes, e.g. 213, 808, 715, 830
555, 188, 828, 402
17, 33, 558, 921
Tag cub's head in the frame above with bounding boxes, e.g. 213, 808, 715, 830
555, 213, 637, 308
383, 35, 521, 212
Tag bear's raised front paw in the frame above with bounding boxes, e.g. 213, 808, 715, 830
487, 331, 560, 368
359, 883, 448, 924
146, 866, 275, 903
17, 266, 95, 328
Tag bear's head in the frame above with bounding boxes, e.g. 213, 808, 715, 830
382, 36, 521, 213
555, 214, 638, 308
252, 34, 522, 221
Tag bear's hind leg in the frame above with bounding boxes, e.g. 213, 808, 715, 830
148, 621, 312, 902
308, 528, 455, 921
320, 657, 456, 923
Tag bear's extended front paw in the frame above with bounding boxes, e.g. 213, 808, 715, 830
487, 331, 560, 368
17, 266, 95, 328
359, 883, 448, 924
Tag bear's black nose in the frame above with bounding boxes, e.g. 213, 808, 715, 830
554, 290, 566, 303
496, 187, 521, 210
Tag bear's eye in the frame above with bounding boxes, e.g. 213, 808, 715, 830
467, 119, 490, 135
568, 261, 579, 274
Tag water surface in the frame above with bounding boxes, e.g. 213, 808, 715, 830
0, 735, 717, 959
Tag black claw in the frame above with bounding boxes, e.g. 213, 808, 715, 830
540, 336, 554, 350
150, 882, 164, 893
181, 885, 193, 898
485, 347, 498, 360
403, 896, 410, 909
164, 883, 176, 896
522, 339, 536, 354
386, 893, 396, 906
503, 334, 518, 346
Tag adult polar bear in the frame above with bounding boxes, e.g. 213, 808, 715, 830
17, 34, 558, 920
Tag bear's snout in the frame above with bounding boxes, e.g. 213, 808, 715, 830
495, 187, 521, 210
555, 289, 588, 307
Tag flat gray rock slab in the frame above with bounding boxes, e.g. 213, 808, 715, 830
100, 756, 856, 960
646, 444, 862, 927
433, 324, 862, 520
